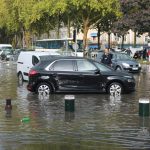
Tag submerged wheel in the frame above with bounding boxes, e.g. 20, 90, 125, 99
36, 82, 52, 95
107, 82, 123, 95
18, 73, 24, 85
116, 66, 122, 71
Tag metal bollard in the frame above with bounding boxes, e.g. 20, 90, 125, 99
139, 98, 149, 117
5, 98, 12, 110
65, 95, 75, 112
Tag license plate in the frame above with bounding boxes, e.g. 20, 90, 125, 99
132, 67, 138, 70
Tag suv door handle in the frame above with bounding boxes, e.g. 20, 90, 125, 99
79, 74, 84, 77
51, 73, 57, 77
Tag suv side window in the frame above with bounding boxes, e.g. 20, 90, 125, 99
76, 60, 96, 71
32, 55, 39, 66
51, 60, 74, 71
94, 62, 112, 72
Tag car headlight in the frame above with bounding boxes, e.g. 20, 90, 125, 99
122, 63, 130, 67
124, 75, 135, 82
127, 79, 134, 82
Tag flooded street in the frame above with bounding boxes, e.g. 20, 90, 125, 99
0, 61, 150, 150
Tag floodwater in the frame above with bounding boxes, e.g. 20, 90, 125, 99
0, 61, 150, 150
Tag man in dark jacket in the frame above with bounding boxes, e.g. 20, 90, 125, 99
101, 48, 113, 66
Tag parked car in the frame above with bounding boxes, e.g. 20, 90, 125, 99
17, 51, 60, 83
0, 49, 14, 61
0, 44, 14, 61
96, 51, 141, 73
27, 56, 135, 95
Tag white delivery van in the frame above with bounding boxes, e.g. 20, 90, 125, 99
17, 51, 59, 82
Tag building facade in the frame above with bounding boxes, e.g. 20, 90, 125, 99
38, 27, 150, 49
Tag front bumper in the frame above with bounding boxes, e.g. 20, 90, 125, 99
124, 80, 136, 92
27, 84, 36, 92
123, 67, 141, 73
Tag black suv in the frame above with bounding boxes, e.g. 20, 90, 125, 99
27, 56, 135, 94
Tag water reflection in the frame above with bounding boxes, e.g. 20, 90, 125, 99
65, 112, 75, 122
0, 62, 150, 150
5, 109, 12, 118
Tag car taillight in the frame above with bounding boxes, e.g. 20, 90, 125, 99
29, 69, 38, 76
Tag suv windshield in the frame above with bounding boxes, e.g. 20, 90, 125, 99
116, 53, 132, 60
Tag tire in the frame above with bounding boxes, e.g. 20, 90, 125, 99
36, 82, 52, 95
116, 66, 122, 71
107, 82, 123, 95
18, 72, 24, 85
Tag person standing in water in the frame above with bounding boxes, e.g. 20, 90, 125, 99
101, 48, 113, 66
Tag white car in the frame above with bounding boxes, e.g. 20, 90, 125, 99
0, 44, 13, 59
17, 51, 60, 82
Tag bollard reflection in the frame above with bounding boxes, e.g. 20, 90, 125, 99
138, 117, 150, 137
5, 109, 12, 118
65, 112, 75, 122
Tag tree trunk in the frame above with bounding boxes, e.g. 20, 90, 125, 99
57, 13, 60, 38
25, 31, 31, 48
97, 26, 101, 50
47, 31, 50, 38
133, 31, 136, 48
22, 29, 25, 48
83, 18, 89, 57
67, 17, 71, 38
108, 32, 111, 49
121, 35, 124, 49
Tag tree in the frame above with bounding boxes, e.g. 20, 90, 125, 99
119, 0, 150, 47
67, 0, 120, 55
94, 1, 121, 49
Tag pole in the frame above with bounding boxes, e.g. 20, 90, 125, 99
75, 28, 77, 56
65, 38, 68, 56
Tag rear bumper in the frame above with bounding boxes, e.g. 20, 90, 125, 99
27, 84, 36, 92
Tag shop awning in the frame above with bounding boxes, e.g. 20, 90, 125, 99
90, 33, 97, 37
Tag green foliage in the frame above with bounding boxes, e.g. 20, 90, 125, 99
0, 0, 148, 48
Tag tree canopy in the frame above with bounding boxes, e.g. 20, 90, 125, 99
0, 0, 149, 49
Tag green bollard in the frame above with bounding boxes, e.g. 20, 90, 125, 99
5, 98, 12, 110
139, 98, 150, 117
65, 95, 75, 112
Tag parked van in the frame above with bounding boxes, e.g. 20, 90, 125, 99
17, 51, 59, 82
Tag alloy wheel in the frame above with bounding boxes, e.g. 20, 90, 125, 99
37, 83, 51, 95
108, 82, 122, 95
18, 73, 23, 85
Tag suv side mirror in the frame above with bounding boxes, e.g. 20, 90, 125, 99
94, 69, 100, 74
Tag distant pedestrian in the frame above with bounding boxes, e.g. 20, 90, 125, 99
101, 48, 113, 66
126, 48, 131, 56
